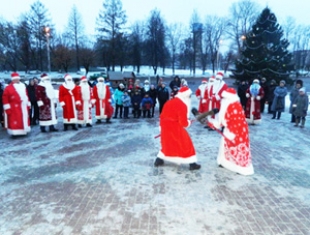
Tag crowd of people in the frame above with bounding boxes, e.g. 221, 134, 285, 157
237, 77, 308, 127
1, 71, 308, 175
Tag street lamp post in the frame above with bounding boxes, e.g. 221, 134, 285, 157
44, 27, 51, 72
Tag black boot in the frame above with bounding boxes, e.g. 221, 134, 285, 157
96, 119, 101, 124
86, 123, 92, 127
40, 126, 47, 133
78, 124, 82, 128
64, 124, 68, 131
277, 112, 281, 120
271, 112, 276, 119
71, 124, 78, 130
49, 125, 58, 132
189, 163, 201, 170
154, 158, 164, 167
106, 118, 112, 124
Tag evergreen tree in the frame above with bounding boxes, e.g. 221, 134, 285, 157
233, 7, 294, 83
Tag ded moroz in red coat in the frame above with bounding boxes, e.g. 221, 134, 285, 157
76, 76, 96, 124
195, 78, 208, 113
208, 88, 254, 176
210, 72, 228, 112
58, 74, 80, 124
157, 86, 197, 164
245, 79, 264, 124
93, 78, 113, 119
36, 73, 58, 126
2, 72, 31, 135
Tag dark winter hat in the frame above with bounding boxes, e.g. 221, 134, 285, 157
296, 79, 303, 86
280, 80, 286, 85
270, 79, 276, 84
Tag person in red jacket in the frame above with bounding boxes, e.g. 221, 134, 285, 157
195, 78, 208, 113
93, 77, 113, 124
154, 86, 201, 170
2, 72, 31, 136
76, 76, 95, 127
59, 74, 80, 131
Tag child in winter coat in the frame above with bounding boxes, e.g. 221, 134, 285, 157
292, 87, 309, 128
131, 90, 142, 118
122, 90, 131, 119
141, 93, 154, 118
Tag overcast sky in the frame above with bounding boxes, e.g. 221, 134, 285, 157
0, 0, 309, 36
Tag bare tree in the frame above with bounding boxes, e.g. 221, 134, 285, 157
79, 47, 96, 75
65, 5, 85, 71
26, 0, 53, 71
145, 9, 166, 75
204, 15, 227, 73
128, 21, 145, 74
96, 0, 127, 71
52, 35, 73, 73
226, 0, 260, 55
167, 22, 184, 75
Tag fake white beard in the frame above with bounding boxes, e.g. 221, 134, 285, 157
43, 80, 56, 100
65, 80, 75, 90
212, 80, 222, 93
97, 82, 106, 99
144, 84, 150, 92
81, 83, 90, 100
13, 82, 28, 102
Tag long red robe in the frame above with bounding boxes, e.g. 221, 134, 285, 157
2, 82, 31, 135
36, 82, 57, 126
245, 86, 264, 124
210, 81, 228, 110
209, 92, 254, 175
93, 83, 113, 119
58, 84, 80, 124
157, 97, 197, 164
75, 84, 95, 124
195, 83, 208, 113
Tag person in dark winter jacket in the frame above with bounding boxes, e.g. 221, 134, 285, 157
271, 80, 288, 120
260, 77, 269, 113
289, 79, 303, 122
292, 87, 308, 128
131, 90, 142, 118
237, 80, 248, 110
157, 82, 170, 114
27, 78, 39, 125
141, 93, 153, 118
169, 75, 181, 90
267, 79, 277, 114
148, 84, 157, 117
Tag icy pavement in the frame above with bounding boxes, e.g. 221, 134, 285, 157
0, 89, 310, 235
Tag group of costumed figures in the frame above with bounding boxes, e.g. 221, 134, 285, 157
2, 71, 253, 176
154, 72, 254, 176
2, 72, 113, 135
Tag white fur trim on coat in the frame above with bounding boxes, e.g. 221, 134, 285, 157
223, 128, 235, 141
60, 101, 65, 106
3, 104, 10, 110
246, 93, 250, 98
37, 100, 44, 107
256, 96, 261, 100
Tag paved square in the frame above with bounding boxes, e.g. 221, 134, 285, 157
0, 89, 309, 235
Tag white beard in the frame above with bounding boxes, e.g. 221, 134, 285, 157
97, 82, 106, 99
13, 83, 28, 102
144, 84, 150, 92
212, 80, 221, 93
81, 83, 90, 100
42, 80, 55, 100
64, 80, 75, 90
